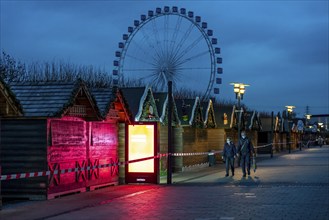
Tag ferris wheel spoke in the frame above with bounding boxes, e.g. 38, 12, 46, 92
122, 68, 157, 72
175, 35, 204, 63
176, 50, 210, 66
171, 22, 195, 60
151, 18, 166, 60
175, 67, 211, 70
125, 54, 155, 66
164, 14, 170, 57
140, 28, 162, 60
129, 35, 158, 63
169, 15, 183, 56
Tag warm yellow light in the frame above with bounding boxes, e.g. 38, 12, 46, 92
230, 82, 249, 95
285, 105, 295, 113
305, 114, 312, 120
128, 125, 154, 173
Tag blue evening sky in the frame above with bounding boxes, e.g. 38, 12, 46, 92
1, 0, 328, 117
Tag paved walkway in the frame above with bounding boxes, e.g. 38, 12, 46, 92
1, 146, 329, 220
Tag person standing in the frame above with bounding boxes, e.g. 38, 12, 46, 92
237, 131, 255, 177
222, 137, 237, 177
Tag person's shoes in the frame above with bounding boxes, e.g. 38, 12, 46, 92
232, 173, 234, 176
225, 174, 229, 177
248, 172, 250, 175
243, 174, 246, 177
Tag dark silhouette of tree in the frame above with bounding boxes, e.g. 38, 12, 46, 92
0, 51, 112, 87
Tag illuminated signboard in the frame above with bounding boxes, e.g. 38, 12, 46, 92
128, 124, 155, 173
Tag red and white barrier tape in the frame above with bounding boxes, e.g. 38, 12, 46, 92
0, 153, 170, 181
0, 142, 307, 181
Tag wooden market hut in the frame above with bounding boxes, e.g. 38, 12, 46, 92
243, 110, 262, 147
258, 114, 275, 152
120, 87, 160, 122
174, 97, 210, 169
282, 111, 298, 151
225, 105, 246, 144
273, 111, 288, 152
0, 80, 114, 200
153, 92, 181, 174
88, 86, 130, 190
0, 78, 23, 209
213, 103, 234, 151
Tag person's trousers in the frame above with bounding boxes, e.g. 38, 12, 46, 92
225, 157, 235, 175
240, 154, 251, 175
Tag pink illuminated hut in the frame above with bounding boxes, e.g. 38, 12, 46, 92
89, 86, 129, 189
0, 80, 115, 200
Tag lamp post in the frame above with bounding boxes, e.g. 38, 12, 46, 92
285, 105, 295, 153
230, 83, 250, 145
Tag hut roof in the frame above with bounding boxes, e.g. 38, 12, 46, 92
214, 103, 233, 129
90, 87, 115, 117
153, 92, 180, 125
175, 97, 203, 127
120, 86, 159, 122
0, 77, 23, 116
153, 92, 167, 121
201, 100, 216, 128
244, 111, 262, 131
260, 117, 273, 132
9, 80, 101, 119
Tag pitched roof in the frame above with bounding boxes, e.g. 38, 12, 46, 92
214, 103, 233, 129
175, 97, 203, 127
153, 92, 167, 122
9, 80, 101, 119
0, 77, 23, 116
120, 86, 159, 122
244, 111, 262, 131
201, 100, 216, 128
90, 87, 115, 117
120, 87, 145, 121
259, 117, 273, 132
153, 92, 180, 126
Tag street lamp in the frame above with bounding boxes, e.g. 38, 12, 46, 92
230, 82, 250, 145
285, 105, 295, 153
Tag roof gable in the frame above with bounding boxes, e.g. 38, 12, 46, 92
9, 80, 101, 119
202, 100, 216, 128
176, 97, 203, 127
0, 77, 23, 116
120, 87, 159, 122
90, 87, 115, 118
245, 111, 262, 131
153, 92, 180, 126
214, 104, 232, 129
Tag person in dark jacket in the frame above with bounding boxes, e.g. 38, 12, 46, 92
237, 131, 255, 177
222, 137, 237, 177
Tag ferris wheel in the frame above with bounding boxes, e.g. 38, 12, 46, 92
112, 6, 223, 100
